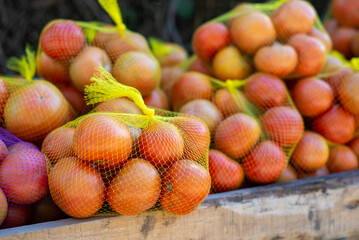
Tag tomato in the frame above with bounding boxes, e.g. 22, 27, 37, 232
73, 114, 132, 168
242, 141, 287, 184
275, 164, 298, 183
40, 20, 85, 61
138, 121, 184, 168
3, 80, 71, 142
261, 106, 304, 147
192, 22, 230, 63
244, 73, 287, 110
169, 117, 210, 162
36, 51, 70, 86
42, 127, 76, 165
290, 131, 329, 172
312, 104, 355, 144
327, 145, 358, 173
0, 147, 48, 204
209, 149, 244, 193
214, 113, 260, 159
106, 158, 161, 216
160, 160, 211, 215
49, 157, 105, 218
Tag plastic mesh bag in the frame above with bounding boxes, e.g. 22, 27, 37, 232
176, 0, 358, 188
163, 0, 357, 188
43, 67, 211, 218
0, 47, 74, 144
36, 0, 162, 102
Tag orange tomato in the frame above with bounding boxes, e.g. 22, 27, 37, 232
312, 104, 355, 144
104, 31, 149, 62
209, 149, 244, 193
160, 159, 211, 215
242, 141, 287, 184
290, 131, 329, 172
3, 80, 71, 142
275, 165, 298, 183
212, 88, 247, 119
143, 88, 169, 110
261, 106, 304, 147
192, 22, 230, 63
59, 85, 90, 115
0, 147, 48, 204
42, 127, 75, 165
244, 73, 287, 110
327, 145, 358, 173
230, 12, 276, 54
179, 99, 223, 138
214, 113, 260, 159
169, 116, 210, 162
271, 0, 316, 41
288, 34, 326, 77
112, 51, 161, 97
49, 157, 105, 218
69, 46, 112, 92
36, 52, 70, 86
73, 114, 132, 168
138, 122, 184, 168
170, 71, 212, 111
40, 20, 85, 61
292, 77, 334, 117
106, 158, 161, 216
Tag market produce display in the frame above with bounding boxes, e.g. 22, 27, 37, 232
0, 0, 358, 231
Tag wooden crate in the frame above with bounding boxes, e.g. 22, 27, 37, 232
0, 170, 358, 240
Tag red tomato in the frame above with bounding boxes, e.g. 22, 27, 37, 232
138, 122, 184, 168
160, 159, 211, 215
209, 149, 244, 193
242, 141, 287, 184
73, 114, 132, 168
49, 157, 106, 218
106, 158, 161, 216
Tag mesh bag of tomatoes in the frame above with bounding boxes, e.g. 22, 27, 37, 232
0, 127, 50, 228
42, 67, 211, 218
36, 0, 166, 115
165, 0, 352, 190
0, 47, 75, 145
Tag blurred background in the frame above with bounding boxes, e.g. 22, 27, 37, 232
0, 0, 330, 74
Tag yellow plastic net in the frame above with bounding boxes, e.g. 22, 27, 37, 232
43, 67, 211, 218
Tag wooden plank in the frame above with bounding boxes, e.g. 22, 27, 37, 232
0, 170, 358, 240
